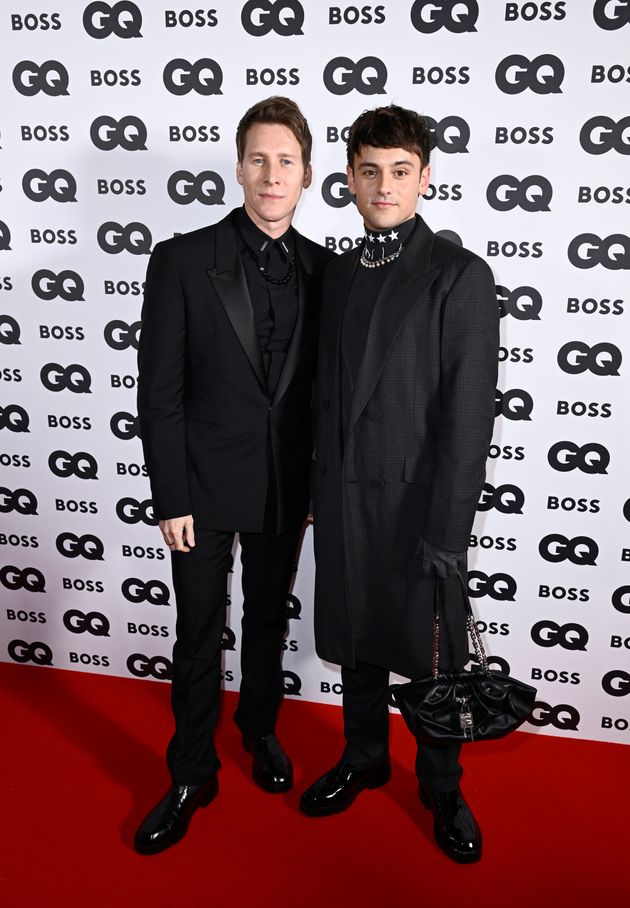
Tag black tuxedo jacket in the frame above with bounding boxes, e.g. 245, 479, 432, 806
137, 209, 334, 533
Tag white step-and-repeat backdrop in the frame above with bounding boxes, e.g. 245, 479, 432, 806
1, 1, 629, 744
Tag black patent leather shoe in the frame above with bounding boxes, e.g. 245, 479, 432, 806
242, 733, 293, 793
300, 757, 391, 817
419, 785, 482, 863
134, 778, 218, 855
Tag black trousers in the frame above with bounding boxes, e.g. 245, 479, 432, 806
166, 520, 302, 784
341, 662, 462, 792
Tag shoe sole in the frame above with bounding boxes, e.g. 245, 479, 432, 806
419, 787, 482, 864
134, 780, 219, 856
300, 764, 391, 818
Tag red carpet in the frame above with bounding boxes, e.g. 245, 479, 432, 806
1, 662, 626, 906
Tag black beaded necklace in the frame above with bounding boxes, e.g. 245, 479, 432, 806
246, 240, 295, 285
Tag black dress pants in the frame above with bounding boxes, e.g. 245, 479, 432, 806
166, 520, 302, 784
341, 662, 463, 792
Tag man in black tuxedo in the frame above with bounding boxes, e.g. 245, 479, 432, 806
135, 96, 334, 855
301, 105, 499, 863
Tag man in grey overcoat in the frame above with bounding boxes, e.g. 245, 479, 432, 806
300, 105, 499, 863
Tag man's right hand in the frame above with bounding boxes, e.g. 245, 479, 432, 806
159, 515, 195, 553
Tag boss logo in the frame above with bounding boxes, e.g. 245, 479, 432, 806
0, 488, 38, 515
0, 315, 20, 345
116, 497, 157, 526
424, 115, 470, 154
286, 593, 302, 619
495, 125, 554, 145
163, 58, 223, 95
110, 412, 140, 440
167, 170, 225, 205
601, 670, 630, 696
497, 285, 542, 320
0, 221, 12, 251
48, 450, 98, 480
127, 652, 172, 679
282, 670, 302, 696
531, 620, 589, 651
165, 9, 219, 27
221, 626, 236, 651
486, 174, 552, 212
495, 54, 564, 94
0, 565, 45, 592
63, 609, 110, 636
32, 269, 84, 301
8, 639, 53, 665
567, 233, 630, 269
97, 221, 152, 255
410, 0, 478, 32
241, 0, 304, 35
323, 56, 387, 95
0, 405, 30, 433
321, 173, 354, 208
40, 363, 91, 394
13, 61, 69, 97
21, 125, 70, 142
538, 534, 598, 566
593, 0, 630, 29
11, 13, 62, 30
495, 388, 534, 420
579, 115, 630, 155
505, 2, 566, 21
547, 441, 609, 474
22, 169, 77, 203
612, 586, 630, 614
467, 570, 517, 602
56, 532, 105, 561
90, 114, 147, 151
477, 483, 524, 515
121, 578, 170, 605
103, 320, 141, 350
528, 702, 580, 731
83, 1, 142, 38
557, 341, 622, 376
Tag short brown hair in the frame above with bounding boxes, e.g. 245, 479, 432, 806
236, 96, 312, 167
346, 105, 431, 169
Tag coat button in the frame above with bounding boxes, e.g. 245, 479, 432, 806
322, 400, 331, 411
320, 464, 328, 476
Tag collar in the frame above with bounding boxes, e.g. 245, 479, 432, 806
361, 216, 417, 267
236, 205, 295, 255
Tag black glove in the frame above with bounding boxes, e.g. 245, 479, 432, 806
419, 539, 466, 580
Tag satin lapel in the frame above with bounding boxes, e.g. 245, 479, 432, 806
206, 213, 267, 396
328, 247, 361, 400
272, 232, 309, 406
346, 217, 440, 440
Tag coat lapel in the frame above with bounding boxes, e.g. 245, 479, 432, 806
272, 231, 312, 406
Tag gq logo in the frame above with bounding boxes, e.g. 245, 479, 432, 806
497, 285, 542, 320
110, 411, 140, 440
90, 115, 147, 151
547, 441, 609, 474
8, 639, 53, 665
40, 364, 92, 394
579, 116, 630, 155
0, 566, 45, 592
22, 169, 77, 203
48, 451, 98, 480
593, 0, 630, 29
486, 175, 552, 212
286, 593, 302, 619
495, 54, 564, 94
221, 626, 236, 651
12, 61, 69, 96
567, 233, 630, 270
283, 670, 302, 695
0, 221, 12, 251
116, 497, 157, 526
531, 620, 589, 651
241, 0, 305, 35
97, 222, 152, 255
0, 404, 30, 433
557, 341, 622, 376
167, 171, 225, 205
104, 320, 141, 350
477, 483, 524, 515
468, 654, 510, 675
410, 0, 478, 32
163, 59, 223, 95
321, 173, 354, 208
538, 534, 598, 566
467, 570, 517, 602
323, 57, 387, 95
495, 388, 533, 421
528, 702, 580, 731
32, 269, 84, 301
424, 116, 470, 154
601, 670, 630, 696
82, 1, 142, 38
0, 487, 38, 515
56, 532, 104, 560
121, 578, 170, 605
63, 609, 110, 636
127, 653, 172, 679
612, 586, 630, 614
0, 315, 21, 345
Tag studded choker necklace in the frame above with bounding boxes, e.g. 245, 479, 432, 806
359, 222, 413, 269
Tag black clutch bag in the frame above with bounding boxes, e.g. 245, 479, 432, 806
390, 573, 537, 743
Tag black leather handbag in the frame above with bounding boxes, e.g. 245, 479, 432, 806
390, 573, 537, 743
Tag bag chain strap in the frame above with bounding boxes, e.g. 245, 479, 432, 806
431, 571, 489, 679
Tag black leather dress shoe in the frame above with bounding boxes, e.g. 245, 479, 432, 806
300, 757, 391, 817
242, 734, 293, 793
134, 778, 218, 855
419, 785, 482, 863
